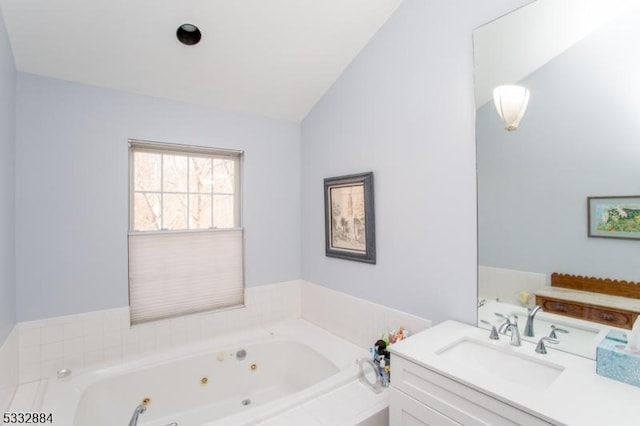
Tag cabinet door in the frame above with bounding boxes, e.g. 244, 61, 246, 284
389, 387, 462, 426
391, 355, 555, 426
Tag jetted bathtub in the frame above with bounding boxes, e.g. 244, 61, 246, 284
40, 320, 367, 426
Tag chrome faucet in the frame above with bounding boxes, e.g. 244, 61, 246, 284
495, 313, 517, 334
128, 405, 146, 426
549, 325, 569, 339
504, 323, 522, 346
480, 320, 499, 340
535, 336, 559, 354
524, 305, 543, 337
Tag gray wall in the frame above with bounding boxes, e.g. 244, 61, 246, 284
15, 74, 301, 321
10, 0, 532, 325
0, 10, 16, 343
477, 10, 640, 282
300, 0, 530, 325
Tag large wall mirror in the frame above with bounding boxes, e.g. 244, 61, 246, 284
474, 0, 640, 359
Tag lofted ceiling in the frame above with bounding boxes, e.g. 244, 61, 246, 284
473, 0, 639, 107
0, 0, 404, 122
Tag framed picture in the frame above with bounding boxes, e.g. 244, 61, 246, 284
324, 172, 376, 263
588, 196, 640, 240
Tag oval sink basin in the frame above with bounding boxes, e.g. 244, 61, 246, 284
436, 337, 565, 391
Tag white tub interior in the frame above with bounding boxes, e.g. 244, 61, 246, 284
40, 320, 366, 426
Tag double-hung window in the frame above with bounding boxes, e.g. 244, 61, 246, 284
128, 140, 244, 324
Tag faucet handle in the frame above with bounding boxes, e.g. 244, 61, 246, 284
549, 325, 569, 339
494, 312, 514, 322
505, 323, 521, 347
535, 337, 559, 354
480, 320, 500, 340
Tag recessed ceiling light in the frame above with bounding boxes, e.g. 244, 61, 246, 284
177, 24, 202, 46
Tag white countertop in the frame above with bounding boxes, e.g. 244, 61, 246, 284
534, 287, 640, 313
390, 320, 640, 426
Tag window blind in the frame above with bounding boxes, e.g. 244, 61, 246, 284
128, 228, 244, 324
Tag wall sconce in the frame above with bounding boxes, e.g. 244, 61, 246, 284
493, 85, 530, 131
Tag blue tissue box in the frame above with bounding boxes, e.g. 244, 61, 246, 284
596, 331, 640, 388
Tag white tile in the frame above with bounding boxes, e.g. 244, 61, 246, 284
139, 340, 155, 354
103, 309, 123, 331
83, 332, 104, 352
156, 336, 173, 351
18, 319, 46, 330
32, 380, 48, 412
62, 354, 84, 372
40, 359, 64, 380
18, 357, 41, 384
63, 337, 84, 357
16, 341, 39, 384
84, 350, 104, 367
103, 346, 122, 363
300, 280, 430, 349
201, 313, 226, 337
122, 342, 141, 359
83, 316, 104, 336
19, 327, 41, 349
155, 321, 172, 339
121, 309, 132, 329
169, 318, 187, 337
41, 324, 64, 344
43, 316, 66, 327
8, 382, 39, 411
186, 316, 202, 342
135, 325, 156, 347
103, 330, 122, 348
41, 341, 63, 362
121, 327, 140, 346
171, 332, 188, 346
0, 328, 19, 389
0, 385, 16, 412
63, 321, 84, 340
479, 266, 546, 304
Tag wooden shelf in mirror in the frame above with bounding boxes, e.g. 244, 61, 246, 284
535, 294, 637, 329
550, 273, 640, 299
533, 273, 640, 329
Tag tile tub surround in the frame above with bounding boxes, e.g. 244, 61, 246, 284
479, 266, 546, 305
13, 280, 430, 385
16, 280, 302, 384
0, 327, 18, 411
301, 281, 431, 349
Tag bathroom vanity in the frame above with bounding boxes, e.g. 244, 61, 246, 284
389, 321, 640, 426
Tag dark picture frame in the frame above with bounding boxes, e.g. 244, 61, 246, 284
324, 172, 376, 263
588, 196, 640, 240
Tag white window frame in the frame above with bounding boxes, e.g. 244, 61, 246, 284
128, 139, 245, 325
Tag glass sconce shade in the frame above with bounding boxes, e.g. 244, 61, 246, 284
493, 85, 530, 131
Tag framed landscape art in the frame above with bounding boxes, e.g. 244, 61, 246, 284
588, 196, 640, 240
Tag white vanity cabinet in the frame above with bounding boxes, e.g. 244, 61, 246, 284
388, 320, 640, 426
389, 354, 556, 426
